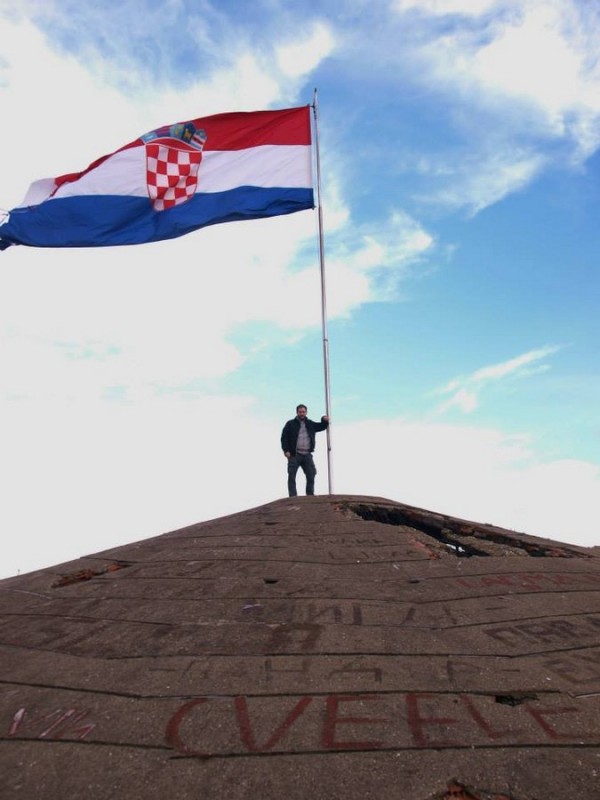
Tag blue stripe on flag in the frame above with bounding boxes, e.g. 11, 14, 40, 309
0, 186, 314, 248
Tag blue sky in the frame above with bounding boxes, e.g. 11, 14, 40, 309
1, 0, 599, 577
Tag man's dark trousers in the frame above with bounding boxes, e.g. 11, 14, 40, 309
287, 453, 317, 496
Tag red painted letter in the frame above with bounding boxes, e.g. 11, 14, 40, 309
235, 696, 312, 752
321, 695, 388, 750
406, 693, 458, 747
165, 698, 211, 757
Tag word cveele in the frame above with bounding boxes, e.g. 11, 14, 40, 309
166, 691, 587, 757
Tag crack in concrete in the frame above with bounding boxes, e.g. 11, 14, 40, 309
343, 503, 589, 560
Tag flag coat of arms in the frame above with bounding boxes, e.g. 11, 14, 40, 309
0, 106, 313, 249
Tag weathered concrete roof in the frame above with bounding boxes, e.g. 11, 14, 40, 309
1, 494, 599, 799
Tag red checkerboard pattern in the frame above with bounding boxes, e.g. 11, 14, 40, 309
146, 142, 203, 211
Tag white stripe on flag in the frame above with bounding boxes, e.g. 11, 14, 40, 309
24, 145, 312, 205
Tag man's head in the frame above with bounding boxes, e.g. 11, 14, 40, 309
296, 404, 307, 419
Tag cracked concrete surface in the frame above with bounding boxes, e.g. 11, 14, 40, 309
1, 494, 599, 799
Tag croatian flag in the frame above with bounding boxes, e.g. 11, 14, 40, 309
0, 106, 313, 250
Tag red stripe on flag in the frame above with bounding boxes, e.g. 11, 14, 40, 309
195, 106, 312, 150
52, 106, 311, 193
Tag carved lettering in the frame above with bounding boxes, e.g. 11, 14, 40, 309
516, 620, 579, 642
264, 657, 311, 683
266, 623, 322, 652
328, 659, 383, 683
542, 651, 600, 684
304, 604, 343, 624
485, 617, 600, 647
457, 572, 600, 590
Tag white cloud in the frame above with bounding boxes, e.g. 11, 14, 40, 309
447, 387, 479, 413
0, 8, 438, 581
4, 410, 598, 578
391, 0, 600, 208
325, 210, 435, 311
470, 345, 560, 381
0, 392, 281, 577
276, 22, 336, 78
435, 345, 561, 413
0, 201, 432, 404
333, 416, 600, 547
0, 12, 334, 210
393, 0, 503, 15
0, 14, 361, 404
1, 6, 595, 583
430, 148, 547, 214
472, 5, 582, 122
0, 14, 430, 366
0, 17, 141, 207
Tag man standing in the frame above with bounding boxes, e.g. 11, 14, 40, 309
281, 404, 329, 497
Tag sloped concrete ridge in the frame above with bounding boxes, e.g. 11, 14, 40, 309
1, 495, 600, 799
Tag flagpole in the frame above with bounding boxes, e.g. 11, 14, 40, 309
311, 88, 333, 495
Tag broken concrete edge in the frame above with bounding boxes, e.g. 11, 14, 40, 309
50, 562, 132, 588
3, 494, 597, 586
441, 780, 517, 800
334, 497, 596, 559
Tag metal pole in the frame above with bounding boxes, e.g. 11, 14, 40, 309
311, 88, 333, 494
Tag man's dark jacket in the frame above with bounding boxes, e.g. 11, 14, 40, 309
281, 416, 329, 456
